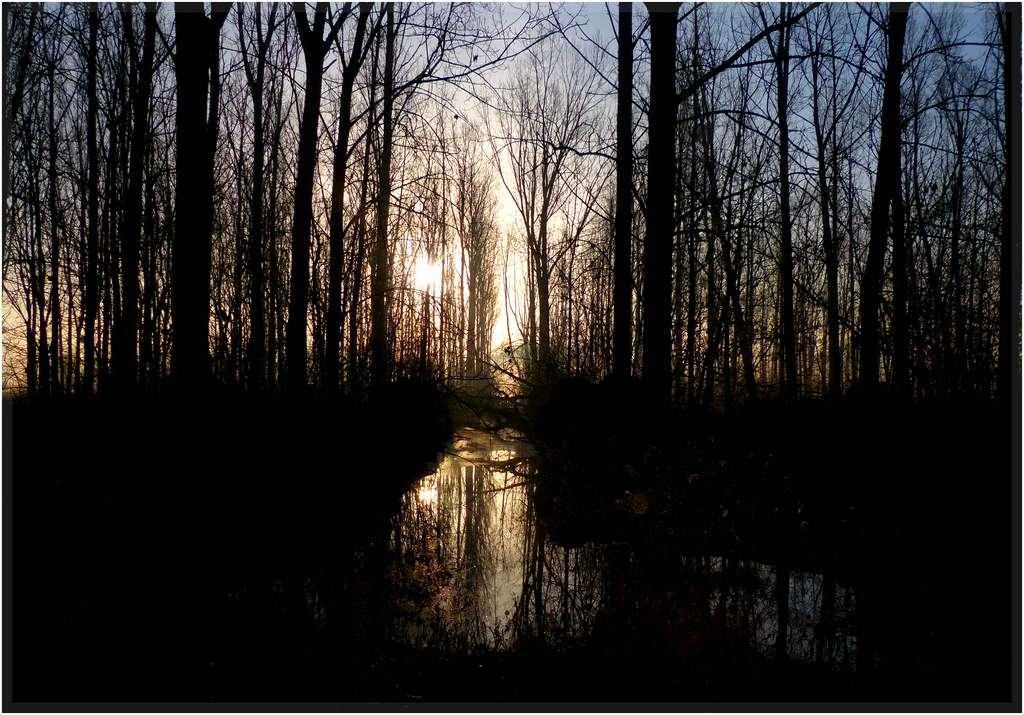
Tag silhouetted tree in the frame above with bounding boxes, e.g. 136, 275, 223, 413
642, 1, 681, 416
325, 1, 374, 395
764, 3, 798, 402
286, 1, 344, 393
84, 4, 99, 393
237, 2, 283, 392
859, 2, 909, 393
112, 1, 157, 396
172, 2, 229, 392
997, 2, 1020, 403
613, 1, 633, 381
369, 1, 395, 391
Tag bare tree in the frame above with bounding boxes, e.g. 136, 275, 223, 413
859, 2, 909, 393
285, 1, 344, 393
172, 2, 229, 392
325, 1, 374, 395
642, 1, 681, 415
997, 2, 1020, 403
613, 1, 634, 380
112, 1, 157, 395
237, 2, 284, 392
491, 37, 602, 387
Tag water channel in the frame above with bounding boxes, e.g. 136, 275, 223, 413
378, 427, 860, 669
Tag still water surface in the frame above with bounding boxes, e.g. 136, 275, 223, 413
382, 428, 859, 667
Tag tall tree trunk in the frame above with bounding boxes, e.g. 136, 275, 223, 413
35, 189, 49, 397
116, 2, 157, 396
466, 217, 478, 376
140, 165, 157, 391
998, 3, 1020, 403
686, 28, 699, 410
891, 172, 908, 395
84, 6, 99, 394
286, 1, 327, 393
642, 1, 681, 418
4, 3, 38, 226
47, 63, 61, 395
239, 2, 277, 393
370, 3, 396, 391
613, 2, 633, 380
810, 51, 842, 399
288, 1, 342, 393
326, 3, 371, 395
535, 230, 550, 383
700, 105, 757, 402
172, 3, 228, 393
859, 3, 909, 392
775, 4, 797, 403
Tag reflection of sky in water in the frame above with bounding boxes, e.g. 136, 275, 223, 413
388, 432, 857, 666
389, 430, 537, 649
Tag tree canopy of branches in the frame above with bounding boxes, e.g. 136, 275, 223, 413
3, 1, 1014, 409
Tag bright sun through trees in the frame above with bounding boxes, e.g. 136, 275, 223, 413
2, 1, 1015, 404
7, 2, 1016, 705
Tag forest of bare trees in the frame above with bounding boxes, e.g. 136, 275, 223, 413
3, 1, 1018, 409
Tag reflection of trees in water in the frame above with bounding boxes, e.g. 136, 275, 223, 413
510, 495, 606, 650
388, 454, 503, 650
388, 451, 605, 651
387, 450, 857, 669
713, 560, 856, 668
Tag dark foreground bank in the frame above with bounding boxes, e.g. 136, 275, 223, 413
7, 389, 1017, 708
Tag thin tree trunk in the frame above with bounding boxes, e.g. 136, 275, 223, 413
84, 6, 99, 394
775, 4, 797, 403
287, 1, 334, 393
47, 63, 61, 395
327, 3, 371, 395
370, 3, 396, 391
240, 2, 277, 393
775, 564, 789, 659
35, 190, 49, 397
810, 50, 841, 399
892, 174, 908, 395
700, 106, 757, 402
613, 2, 633, 380
997, 3, 1019, 403
116, 2, 157, 396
